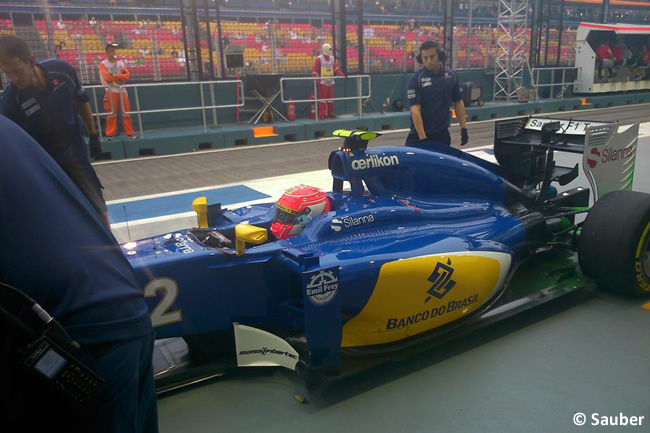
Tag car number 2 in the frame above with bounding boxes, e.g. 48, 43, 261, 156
144, 277, 183, 327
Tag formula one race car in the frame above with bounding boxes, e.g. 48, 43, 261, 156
121, 117, 650, 393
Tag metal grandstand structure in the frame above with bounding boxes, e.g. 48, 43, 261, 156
493, 0, 529, 102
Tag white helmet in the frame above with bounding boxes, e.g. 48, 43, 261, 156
322, 43, 332, 56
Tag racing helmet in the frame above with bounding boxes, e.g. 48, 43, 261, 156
322, 43, 332, 56
271, 185, 331, 240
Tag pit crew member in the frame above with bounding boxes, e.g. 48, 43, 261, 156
0, 114, 158, 433
0, 35, 109, 226
405, 40, 468, 148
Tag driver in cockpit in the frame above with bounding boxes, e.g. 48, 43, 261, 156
271, 185, 331, 239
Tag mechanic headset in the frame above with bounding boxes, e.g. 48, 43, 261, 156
416, 40, 446, 64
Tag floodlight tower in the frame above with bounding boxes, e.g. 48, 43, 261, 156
493, 0, 529, 102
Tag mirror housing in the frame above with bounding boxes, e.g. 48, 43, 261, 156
192, 197, 209, 228
235, 224, 268, 256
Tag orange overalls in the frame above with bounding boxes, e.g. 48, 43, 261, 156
99, 59, 134, 137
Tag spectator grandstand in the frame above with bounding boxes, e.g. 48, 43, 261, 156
0, 18, 578, 83
0, 0, 649, 85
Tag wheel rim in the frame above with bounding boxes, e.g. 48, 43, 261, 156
643, 231, 650, 279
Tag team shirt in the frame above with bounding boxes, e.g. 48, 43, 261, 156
406, 66, 462, 137
595, 44, 613, 61
1, 59, 89, 159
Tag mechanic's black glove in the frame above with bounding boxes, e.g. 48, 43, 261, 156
460, 128, 469, 146
88, 134, 103, 158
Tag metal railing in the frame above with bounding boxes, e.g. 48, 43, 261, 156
87, 80, 244, 138
279, 75, 372, 122
531, 67, 582, 100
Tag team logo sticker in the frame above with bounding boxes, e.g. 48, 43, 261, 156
330, 214, 375, 232
303, 267, 340, 306
586, 145, 634, 169
425, 258, 456, 302
163, 233, 195, 254
586, 147, 600, 169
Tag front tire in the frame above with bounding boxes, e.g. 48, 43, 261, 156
579, 190, 650, 296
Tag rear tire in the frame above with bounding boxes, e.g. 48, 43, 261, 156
579, 190, 650, 296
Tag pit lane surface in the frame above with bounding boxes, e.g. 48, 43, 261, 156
97, 105, 650, 433
96, 104, 650, 201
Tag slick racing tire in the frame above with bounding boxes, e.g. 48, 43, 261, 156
579, 190, 650, 296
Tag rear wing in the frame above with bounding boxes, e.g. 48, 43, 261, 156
583, 122, 638, 201
494, 116, 639, 202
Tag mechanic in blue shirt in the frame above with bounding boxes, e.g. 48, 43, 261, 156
0, 114, 158, 432
405, 40, 469, 148
0, 35, 109, 226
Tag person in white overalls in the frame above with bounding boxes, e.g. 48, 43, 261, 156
312, 43, 346, 119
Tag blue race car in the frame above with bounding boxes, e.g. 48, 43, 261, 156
122, 117, 650, 392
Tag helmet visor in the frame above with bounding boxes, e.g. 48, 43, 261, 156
273, 203, 300, 225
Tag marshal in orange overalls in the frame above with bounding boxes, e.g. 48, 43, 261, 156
99, 44, 135, 137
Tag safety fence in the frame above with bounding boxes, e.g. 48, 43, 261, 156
86, 79, 244, 138
85, 77, 375, 136
280, 75, 372, 122
531, 66, 582, 100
